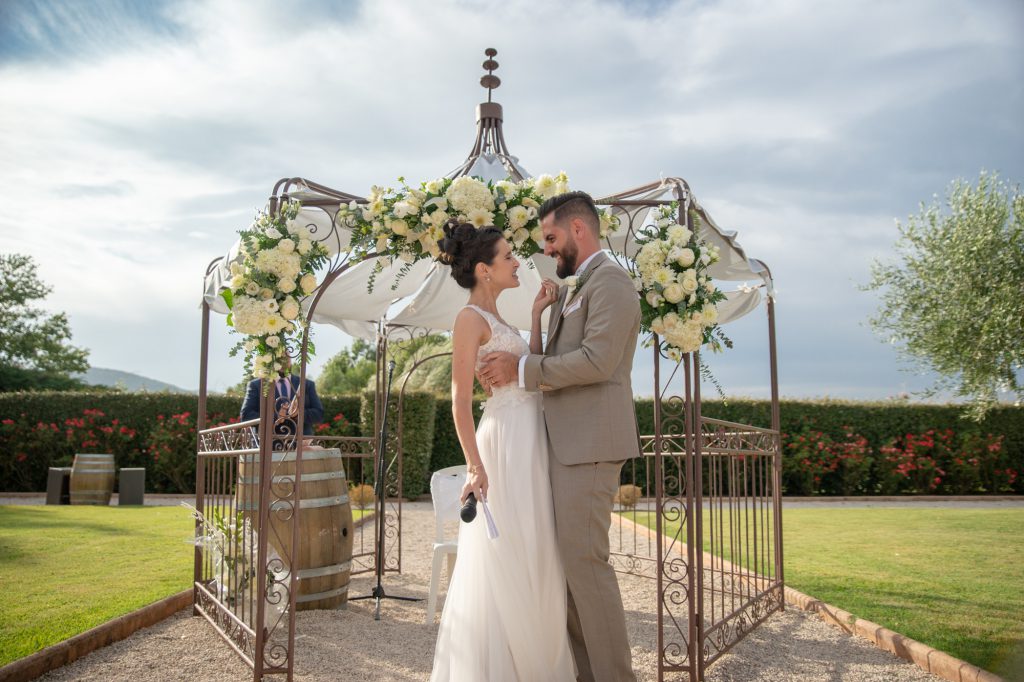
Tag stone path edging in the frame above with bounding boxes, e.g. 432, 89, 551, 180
784, 586, 1004, 682
0, 589, 192, 682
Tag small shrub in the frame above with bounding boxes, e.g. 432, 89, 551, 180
349, 483, 376, 510
614, 484, 643, 509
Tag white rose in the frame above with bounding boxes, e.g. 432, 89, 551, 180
263, 298, 279, 313
513, 227, 529, 245
681, 276, 699, 294
278, 279, 297, 294
676, 248, 695, 267
700, 252, 712, 265
259, 288, 274, 300
663, 283, 685, 304
300, 273, 317, 295
280, 297, 300, 320
645, 290, 664, 307
297, 239, 312, 255
425, 179, 444, 194
389, 218, 409, 236
265, 335, 280, 348
244, 281, 259, 296
277, 238, 295, 254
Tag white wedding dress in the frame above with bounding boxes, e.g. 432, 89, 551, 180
430, 305, 575, 682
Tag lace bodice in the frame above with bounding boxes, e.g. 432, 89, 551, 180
465, 305, 534, 410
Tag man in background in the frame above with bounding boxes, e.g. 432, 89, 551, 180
240, 355, 324, 447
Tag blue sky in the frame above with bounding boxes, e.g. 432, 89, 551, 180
1, 0, 1021, 399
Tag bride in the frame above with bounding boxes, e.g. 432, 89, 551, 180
429, 220, 575, 681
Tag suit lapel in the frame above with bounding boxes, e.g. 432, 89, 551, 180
546, 286, 570, 350
546, 253, 607, 350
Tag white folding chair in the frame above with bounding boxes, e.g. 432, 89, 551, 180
425, 464, 466, 624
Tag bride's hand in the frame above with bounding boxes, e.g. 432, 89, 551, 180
532, 278, 558, 316
461, 468, 488, 504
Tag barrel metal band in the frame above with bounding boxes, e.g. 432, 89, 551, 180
295, 583, 350, 603
296, 561, 352, 579
236, 494, 349, 511
237, 471, 347, 485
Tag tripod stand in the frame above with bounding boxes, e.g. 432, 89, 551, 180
350, 360, 421, 620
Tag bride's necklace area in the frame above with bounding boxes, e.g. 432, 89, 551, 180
467, 300, 517, 334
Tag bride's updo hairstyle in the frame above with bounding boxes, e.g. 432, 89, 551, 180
437, 219, 504, 289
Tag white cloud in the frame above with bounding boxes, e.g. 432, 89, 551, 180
0, 0, 1021, 395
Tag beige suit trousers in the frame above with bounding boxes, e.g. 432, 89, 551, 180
550, 456, 636, 682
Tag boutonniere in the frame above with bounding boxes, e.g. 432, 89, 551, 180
565, 269, 593, 298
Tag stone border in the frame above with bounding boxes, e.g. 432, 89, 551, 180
785, 586, 1004, 682
0, 589, 192, 682
611, 513, 1005, 682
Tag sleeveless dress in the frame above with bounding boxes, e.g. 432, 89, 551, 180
429, 305, 575, 682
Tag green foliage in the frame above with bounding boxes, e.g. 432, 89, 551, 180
317, 339, 377, 395
431, 398, 483, 472
360, 390, 436, 498
864, 172, 1024, 418
0, 391, 363, 493
388, 335, 453, 395
0, 254, 89, 388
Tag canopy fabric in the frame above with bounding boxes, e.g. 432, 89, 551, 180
202, 166, 771, 340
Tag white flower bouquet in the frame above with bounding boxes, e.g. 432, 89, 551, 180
337, 172, 620, 287
221, 200, 330, 379
631, 202, 730, 361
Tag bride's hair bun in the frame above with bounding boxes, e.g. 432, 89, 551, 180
437, 218, 503, 289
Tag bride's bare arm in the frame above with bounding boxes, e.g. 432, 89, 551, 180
451, 308, 490, 502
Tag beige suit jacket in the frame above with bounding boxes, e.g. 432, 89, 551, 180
523, 252, 642, 465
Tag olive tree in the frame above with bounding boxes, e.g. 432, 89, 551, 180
864, 172, 1023, 418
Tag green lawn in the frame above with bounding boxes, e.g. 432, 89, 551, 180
628, 507, 1024, 677
0, 505, 194, 666
0, 505, 371, 667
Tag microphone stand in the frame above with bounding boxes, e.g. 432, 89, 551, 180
350, 360, 421, 620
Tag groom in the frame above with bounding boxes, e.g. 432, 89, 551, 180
480, 190, 641, 682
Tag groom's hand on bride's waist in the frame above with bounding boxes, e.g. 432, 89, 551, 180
478, 351, 519, 388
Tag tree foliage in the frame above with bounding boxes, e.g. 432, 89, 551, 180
0, 254, 89, 391
317, 339, 378, 395
864, 172, 1023, 419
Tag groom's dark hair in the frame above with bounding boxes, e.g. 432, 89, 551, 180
538, 191, 600, 235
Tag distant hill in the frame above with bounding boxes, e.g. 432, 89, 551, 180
77, 367, 192, 393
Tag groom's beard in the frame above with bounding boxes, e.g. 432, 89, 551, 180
554, 243, 579, 279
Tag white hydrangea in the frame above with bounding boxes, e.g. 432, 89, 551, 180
446, 177, 494, 214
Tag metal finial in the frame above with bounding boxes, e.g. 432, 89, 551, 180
480, 48, 500, 103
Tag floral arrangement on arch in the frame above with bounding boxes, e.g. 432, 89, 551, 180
631, 202, 729, 360
335, 172, 621, 270
222, 172, 621, 377
221, 199, 330, 379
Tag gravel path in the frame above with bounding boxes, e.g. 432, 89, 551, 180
38, 502, 943, 682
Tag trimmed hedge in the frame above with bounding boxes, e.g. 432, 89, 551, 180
1, 391, 1021, 496
360, 391, 437, 499
0, 391, 363, 493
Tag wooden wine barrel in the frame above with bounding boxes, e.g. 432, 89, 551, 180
237, 448, 354, 610
69, 454, 115, 505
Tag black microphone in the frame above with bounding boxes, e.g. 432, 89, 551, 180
460, 493, 478, 523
